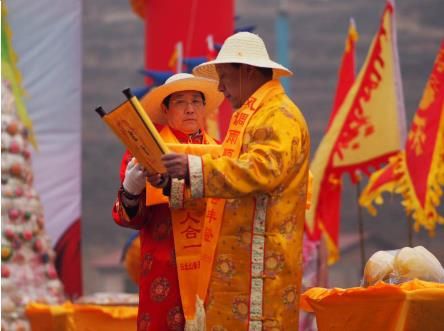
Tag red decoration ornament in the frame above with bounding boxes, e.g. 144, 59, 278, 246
6, 122, 19, 135
33, 239, 44, 253
8, 208, 20, 220
46, 266, 58, 279
21, 230, 33, 241
15, 187, 24, 197
22, 149, 31, 159
9, 141, 20, 154
10, 163, 22, 177
1, 265, 11, 278
4, 228, 16, 241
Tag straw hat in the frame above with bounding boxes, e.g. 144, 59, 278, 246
193, 32, 293, 80
140, 73, 224, 125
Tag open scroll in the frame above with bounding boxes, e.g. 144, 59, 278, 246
95, 89, 168, 174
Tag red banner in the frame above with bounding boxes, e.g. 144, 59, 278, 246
144, 0, 234, 139
307, 20, 358, 265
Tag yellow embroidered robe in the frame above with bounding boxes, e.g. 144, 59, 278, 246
190, 80, 311, 330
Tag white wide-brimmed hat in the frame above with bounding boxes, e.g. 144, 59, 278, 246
140, 73, 224, 125
193, 32, 293, 80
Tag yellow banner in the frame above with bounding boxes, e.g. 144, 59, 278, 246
101, 99, 168, 174
331, 4, 405, 169
307, 2, 405, 238
360, 42, 444, 234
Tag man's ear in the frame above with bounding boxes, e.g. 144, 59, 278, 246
161, 103, 168, 114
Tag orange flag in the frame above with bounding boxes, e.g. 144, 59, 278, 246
360, 41, 444, 234
306, 0, 406, 264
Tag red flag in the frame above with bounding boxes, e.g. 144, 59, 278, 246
305, 19, 358, 264
327, 18, 358, 131
360, 41, 444, 233
309, 19, 358, 246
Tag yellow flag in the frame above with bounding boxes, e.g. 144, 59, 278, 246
360, 41, 444, 234
307, 0, 406, 263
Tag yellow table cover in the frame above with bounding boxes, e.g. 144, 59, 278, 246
300, 279, 444, 331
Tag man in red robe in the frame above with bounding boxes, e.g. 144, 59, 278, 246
112, 73, 222, 331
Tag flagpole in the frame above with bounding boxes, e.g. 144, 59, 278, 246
275, 0, 289, 92
356, 177, 366, 273
176, 42, 183, 73
407, 216, 413, 247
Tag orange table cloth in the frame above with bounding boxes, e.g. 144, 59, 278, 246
300, 279, 444, 331
26, 302, 137, 331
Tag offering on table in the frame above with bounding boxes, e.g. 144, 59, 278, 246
362, 246, 444, 286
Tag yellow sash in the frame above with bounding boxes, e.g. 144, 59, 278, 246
195, 83, 283, 317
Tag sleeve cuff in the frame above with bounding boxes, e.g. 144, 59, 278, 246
169, 178, 185, 209
188, 155, 204, 199
117, 190, 142, 221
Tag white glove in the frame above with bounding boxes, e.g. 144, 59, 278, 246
123, 158, 148, 195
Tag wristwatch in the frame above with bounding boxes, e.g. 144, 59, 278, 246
120, 185, 142, 200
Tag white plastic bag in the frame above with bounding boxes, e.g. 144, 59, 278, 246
362, 250, 398, 287
393, 246, 444, 283
362, 246, 444, 287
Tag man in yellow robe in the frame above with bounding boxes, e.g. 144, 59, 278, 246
161, 32, 311, 330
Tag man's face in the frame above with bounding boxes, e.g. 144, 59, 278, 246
163, 90, 205, 134
216, 64, 244, 109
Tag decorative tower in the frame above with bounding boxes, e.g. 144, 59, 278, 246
1, 74, 65, 331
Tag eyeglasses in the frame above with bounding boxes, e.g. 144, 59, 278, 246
170, 99, 205, 111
